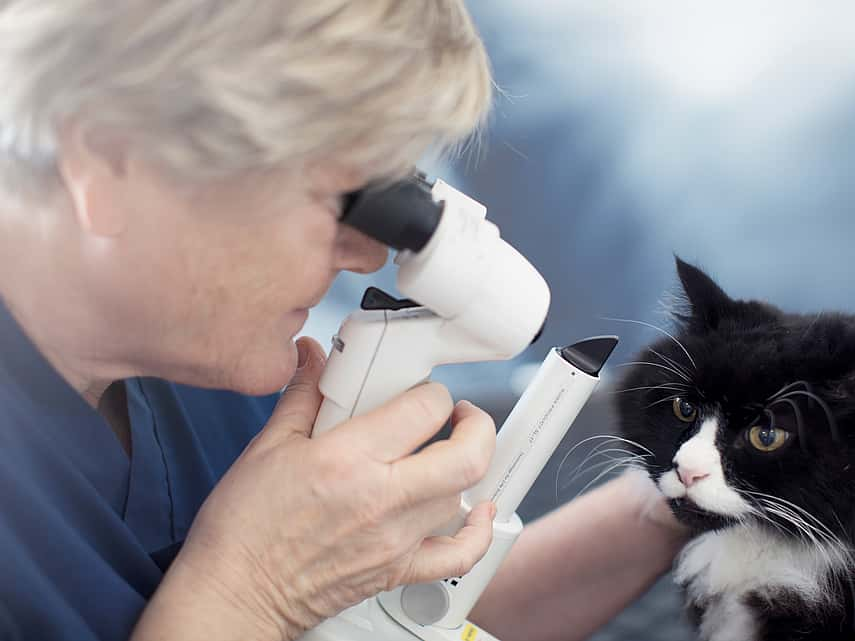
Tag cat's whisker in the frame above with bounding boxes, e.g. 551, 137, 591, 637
766, 380, 812, 403
767, 398, 808, 453
778, 390, 840, 442
559, 454, 647, 495
609, 383, 688, 395
562, 434, 655, 459
557, 453, 645, 501
574, 444, 645, 470
759, 503, 836, 568
762, 408, 776, 427
748, 497, 848, 573
746, 507, 791, 539
755, 500, 833, 554
561, 447, 648, 488
554, 436, 621, 504
759, 502, 828, 545
556, 442, 642, 487
615, 361, 691, 383
743, 489, 840, 541
802, 312, 823, 339
572, 456, 647, 499
554, 435, 654, 504
597, 435, 654, 457
740, 487, 845, 568
643, 393, 684, 410
600, 316, 697, 371
771, 509, 850, 575
830, 510, 849, 543
647, 347, 693, 382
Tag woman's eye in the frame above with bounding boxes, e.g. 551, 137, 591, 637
672, 398, 697, 423
747, 425, 790, 452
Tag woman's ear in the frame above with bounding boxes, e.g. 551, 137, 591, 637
56, 120, 130, 237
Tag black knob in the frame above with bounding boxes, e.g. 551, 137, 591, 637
360, 287, 422, 311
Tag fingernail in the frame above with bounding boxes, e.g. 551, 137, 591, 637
296, 340, 309, 370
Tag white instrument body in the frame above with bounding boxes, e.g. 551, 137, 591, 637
301, 176, 616, 641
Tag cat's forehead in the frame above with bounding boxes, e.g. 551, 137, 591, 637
650, 314, 851, 405
685, 333, 793, 393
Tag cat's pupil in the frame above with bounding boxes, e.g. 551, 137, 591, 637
759, 427, 776, 447
679, 400, 694, 418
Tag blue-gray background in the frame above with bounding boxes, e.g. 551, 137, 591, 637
306, 3, 855, 639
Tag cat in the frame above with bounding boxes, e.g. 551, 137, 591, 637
616, 257, 855, 641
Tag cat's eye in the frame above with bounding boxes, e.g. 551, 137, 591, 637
672, 398, 697, 423
747, 425, 790, 452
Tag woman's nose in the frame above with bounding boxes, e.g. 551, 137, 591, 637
334, 225, 389, 274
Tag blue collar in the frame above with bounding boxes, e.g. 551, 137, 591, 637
0, 297, 132, 513
0, 297, 97, 421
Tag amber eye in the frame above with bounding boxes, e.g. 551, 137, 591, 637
672, 398, 697, 423
747, 425, 790, 452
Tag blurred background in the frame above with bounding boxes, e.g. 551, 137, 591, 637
305, 3, 855, 639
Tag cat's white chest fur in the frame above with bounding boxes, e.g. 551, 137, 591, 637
675, 524, 845, 641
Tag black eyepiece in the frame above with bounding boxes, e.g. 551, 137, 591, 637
340, 173, 443, 252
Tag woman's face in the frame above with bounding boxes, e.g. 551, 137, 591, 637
81, 156, 388, 395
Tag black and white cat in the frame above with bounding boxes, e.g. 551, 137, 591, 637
617, 257, 855, 641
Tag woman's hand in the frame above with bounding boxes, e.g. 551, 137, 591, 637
622, 468, 690, 540
468, 469, 689, 641
133, 336, 497, 641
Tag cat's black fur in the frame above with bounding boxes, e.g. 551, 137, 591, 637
616, 257, 855, 641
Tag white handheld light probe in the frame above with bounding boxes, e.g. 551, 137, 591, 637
300, 173, 618, 641
376, 337, 617, 637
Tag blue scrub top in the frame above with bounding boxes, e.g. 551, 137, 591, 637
0, 301, 279, 640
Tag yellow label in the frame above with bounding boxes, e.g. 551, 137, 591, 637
461, 624, 479, 641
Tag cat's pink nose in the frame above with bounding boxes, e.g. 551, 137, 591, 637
675, 465, 710, 488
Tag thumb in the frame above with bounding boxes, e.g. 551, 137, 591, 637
406, 501, 496, 583
267, 336, 327, 439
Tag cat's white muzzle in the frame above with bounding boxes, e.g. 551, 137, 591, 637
658, 417, 754, 518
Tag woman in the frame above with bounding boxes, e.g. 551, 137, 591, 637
0, 2, 684, 640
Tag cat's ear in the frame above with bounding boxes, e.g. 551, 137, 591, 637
674, 256, 733, 331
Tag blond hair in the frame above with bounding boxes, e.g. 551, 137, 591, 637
0, 0, 492, 198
